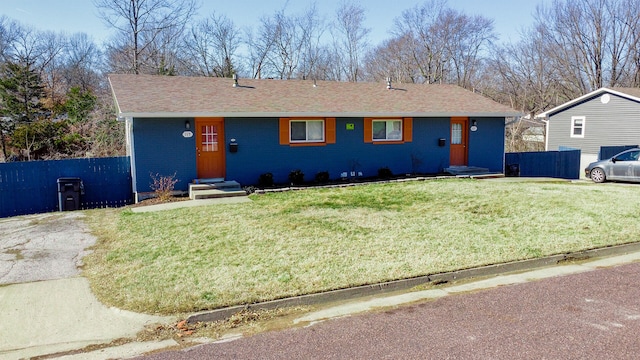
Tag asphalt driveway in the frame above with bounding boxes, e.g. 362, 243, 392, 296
0, 212, 95, 284
0, 212, 173, 360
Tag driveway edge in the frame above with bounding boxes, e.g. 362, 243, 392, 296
187, 241, 640, 323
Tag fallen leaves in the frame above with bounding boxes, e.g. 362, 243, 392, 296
176, 319, 195, 337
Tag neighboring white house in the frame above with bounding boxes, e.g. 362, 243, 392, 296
536, 87, 640, 176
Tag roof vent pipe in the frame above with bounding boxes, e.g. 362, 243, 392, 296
386, 77, 392, 90
233, 73, 238, 87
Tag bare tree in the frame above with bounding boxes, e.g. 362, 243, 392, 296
264, 11, 300, 79
535, 0, 640, 95
609, 0, 640, 87
0, 16, 22, 63
440, 11, 495, 88
391, 0, 449, 84
9, 25, 46, 69
331, 1, 370, 82
246, 5, 325, 80
364, 34, 419, 83
93, 0, 198, 74
184, 13, 241, 77
36, 31, 67, 113
485, 26, 563, 118
295, 4, 327, 80
376, 0, 494, 88
245, 21, 276, 79
141, 25, 186, 75
62, 33, 103, 92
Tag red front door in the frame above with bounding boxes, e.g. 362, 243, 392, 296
450, 117, 468, 166
196, 118, 225, 179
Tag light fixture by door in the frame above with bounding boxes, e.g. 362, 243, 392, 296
470, 119, 478, 132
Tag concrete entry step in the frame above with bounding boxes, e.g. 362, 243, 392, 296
444, 166, 492, 176
189, 180, 245, 200
194, 178, 225, 184
190, 180, 241, 191
190, 189, 247, 200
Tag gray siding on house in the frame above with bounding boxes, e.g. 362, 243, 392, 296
547, 93, 640, 156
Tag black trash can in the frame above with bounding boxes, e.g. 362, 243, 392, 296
57, 177, 83, 211
505, 164, 520, 177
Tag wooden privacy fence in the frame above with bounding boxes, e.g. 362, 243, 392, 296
0, 156, 132, 218
599, 145, 638, 160
505, 150, 581, 179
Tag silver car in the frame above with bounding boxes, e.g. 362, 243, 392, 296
585, 148, 640, 183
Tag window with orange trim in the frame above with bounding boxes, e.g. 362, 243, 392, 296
291, 120, 324, 143
280, 118, 336, 146
364, 118, 412, 144
373, 119, 402, 141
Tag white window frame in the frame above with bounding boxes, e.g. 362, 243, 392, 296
372, 119, 403, 141
570, 116, 585, 138
290, 119, 325, 143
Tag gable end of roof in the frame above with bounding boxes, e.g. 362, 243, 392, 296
536, 87, 640, 118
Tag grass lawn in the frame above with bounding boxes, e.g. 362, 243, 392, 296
83, 178, 640, 315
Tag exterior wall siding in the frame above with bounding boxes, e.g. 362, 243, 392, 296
468, 117, 506, 172
131, 116, 506, 190
132, 118, 196, 193
225, 117, 505, 185
547, 93, 640, 156
226, 117, 451, 185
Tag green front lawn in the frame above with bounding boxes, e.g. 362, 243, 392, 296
83, 178, 640, 315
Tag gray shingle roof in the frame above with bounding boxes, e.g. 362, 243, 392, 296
108, 74, 519, 118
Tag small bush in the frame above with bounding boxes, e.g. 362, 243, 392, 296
150, 172, 179, 201
258, 172, 274, 187
378, 167, 393, 179
288, 169, 305, 185
315, 171, 330, 184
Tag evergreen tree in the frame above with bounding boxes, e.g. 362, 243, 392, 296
0, 62, 47, 160
64, 87, 97, 125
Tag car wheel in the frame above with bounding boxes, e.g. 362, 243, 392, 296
590, 168, 606, 183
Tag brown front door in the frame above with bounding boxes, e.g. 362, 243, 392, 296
196, 117, 225, 179
450, 117, 468, 166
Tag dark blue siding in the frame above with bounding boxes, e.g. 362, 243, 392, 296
468, 117, 506, 172
225, 117, 454, 185
132, 116, 506, 189
226, 117, 453, 185
133, 118, 196, 192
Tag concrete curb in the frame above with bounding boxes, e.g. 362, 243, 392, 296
187, 241, 640, 323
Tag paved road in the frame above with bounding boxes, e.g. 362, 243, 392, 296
136, 261, 640, 359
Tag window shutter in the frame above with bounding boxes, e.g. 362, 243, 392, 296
279, 118, 290, 145
364, 118, 373, 143
325, 118, 336, 144
403, 117, 413, 142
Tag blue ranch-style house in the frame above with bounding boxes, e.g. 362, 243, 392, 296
108, 74, 519, 202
